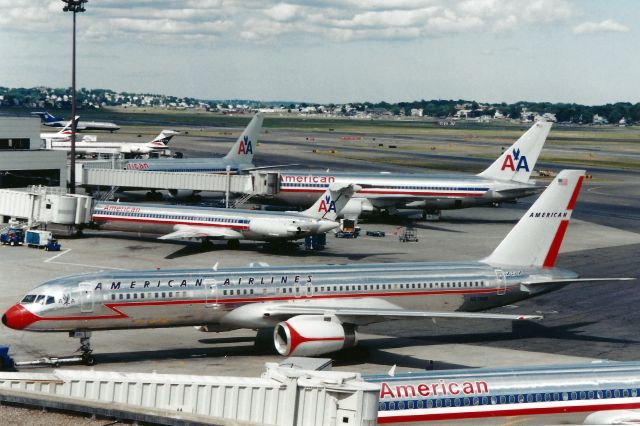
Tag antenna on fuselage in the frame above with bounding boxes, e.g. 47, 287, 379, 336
212, 262, 219, 271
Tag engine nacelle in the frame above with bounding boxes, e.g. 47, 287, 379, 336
168, 189, 200, 199
273, 315, 357, 357
340, 198, 374, 218
249, 218, 302, 238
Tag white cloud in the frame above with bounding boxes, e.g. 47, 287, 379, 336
0, 0, 576, 45
573, 19, 630, 35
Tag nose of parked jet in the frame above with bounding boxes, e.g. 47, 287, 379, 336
2, 304, 39, 330
317, 220, 340, 234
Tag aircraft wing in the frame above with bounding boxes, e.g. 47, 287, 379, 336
158, 225, 243, 240
264, 305, 542, 322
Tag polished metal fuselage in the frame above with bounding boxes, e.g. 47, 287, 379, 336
19, 262, 577, 332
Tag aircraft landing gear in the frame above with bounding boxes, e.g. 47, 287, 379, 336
14, 331, 96, 368
72, 330, 96, 366
422, 209, 441, 221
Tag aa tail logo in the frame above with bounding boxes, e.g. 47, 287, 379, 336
501, 148, 529, 172
318, 195, 336, 213
238, 136, 253, 155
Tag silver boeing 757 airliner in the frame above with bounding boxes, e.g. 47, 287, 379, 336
3, 170, 630, 365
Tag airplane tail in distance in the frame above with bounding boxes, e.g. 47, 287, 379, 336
477, 120, 552, 183
56, 116, 79, 136
483, 169, 585, 268
303, 183, 361, 221
43, 111, 62, 123
148, 130, 179, 147
223, 112, 264, 164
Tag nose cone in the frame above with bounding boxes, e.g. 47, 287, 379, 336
2, 304, 39, 330
317, 220, 339, 233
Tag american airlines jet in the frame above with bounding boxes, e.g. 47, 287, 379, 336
270, 121, 553, 219
2, 170, 630, 365
91, 184, 358, 246
40, 118, 178, 157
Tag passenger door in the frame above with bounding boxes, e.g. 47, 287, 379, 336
204, 279, 219, 309
495, 269, 507, 295
79, 282, 94, 313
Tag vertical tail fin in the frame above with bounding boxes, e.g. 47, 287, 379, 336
44, 111, 62, 123
147, 130, 179, 147
56, 116, 79, 137
223, 112, 264, 164
484, 170, 585, 267
302, 184, 360, 221
477, 120, 552, 183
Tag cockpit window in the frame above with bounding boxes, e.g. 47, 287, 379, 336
46, 296, 55, 305
36, 295, 45, 304
21, 295, 37, 304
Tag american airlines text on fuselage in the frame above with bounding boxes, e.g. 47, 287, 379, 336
281, 175, 336, 184
92, 274, 314, 291
380, 380, 489, 400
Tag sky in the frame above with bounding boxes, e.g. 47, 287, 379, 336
0, 0, 637, 105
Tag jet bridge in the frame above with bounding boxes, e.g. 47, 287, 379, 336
0, 186, 92, 227
78, 160, 282, 196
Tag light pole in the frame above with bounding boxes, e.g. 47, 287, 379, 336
61, 0, 87, 194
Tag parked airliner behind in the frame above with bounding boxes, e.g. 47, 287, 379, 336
91, 183, 359, 246
3, 170, 631, 365
267, 120, 553, 219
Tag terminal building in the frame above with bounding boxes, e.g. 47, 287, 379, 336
0, 116, 66, 189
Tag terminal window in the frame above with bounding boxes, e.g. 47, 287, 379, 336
0, 138, 30, 150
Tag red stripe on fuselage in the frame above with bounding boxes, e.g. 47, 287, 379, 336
23, 287, 502, 325
92, 215, 249, 231
378, 401, 640, 423
279, 188, 485, 197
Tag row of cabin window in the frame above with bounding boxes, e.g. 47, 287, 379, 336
280, 183, 489, 192
221, 281, 487, 296
100, 210, 249, 224
377, 185, 489, 191
380, 388, 639, 411
106, 291, 189, 301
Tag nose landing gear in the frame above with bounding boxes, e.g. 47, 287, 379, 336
74, 330, 96, 366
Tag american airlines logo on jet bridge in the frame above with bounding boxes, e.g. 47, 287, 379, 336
237, 136, 253, 155
318, 195, 336, 213
501, 148, 530, 172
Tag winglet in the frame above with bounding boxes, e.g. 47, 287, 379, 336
484, 169, 585, 267
478, 121, 552, 183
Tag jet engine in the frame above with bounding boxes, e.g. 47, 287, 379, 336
249, 219, 307, 238
273, 315, 357, 357
340, 198, 374, 218
167, 189, 201, 200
